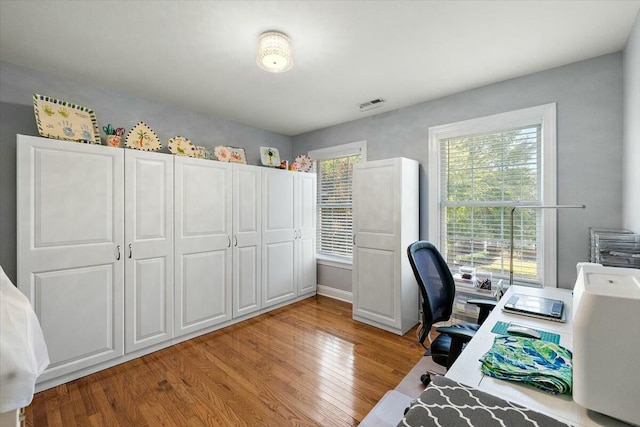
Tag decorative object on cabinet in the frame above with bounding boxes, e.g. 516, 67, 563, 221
125, 122, 161, 151
295, 154, 313, 172
214, 145, 231, 162
194, 146, 211, 159
229, 147, 247, 164
260, 146, 280, 167
106, 135, 122, 148
104, 125, 125, 148
102, 124, 115, 136
32, 94, 100, 144
168, 136, 197, 157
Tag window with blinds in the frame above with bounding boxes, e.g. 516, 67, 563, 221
316, 154, 361, 258
440, 125, 543, 285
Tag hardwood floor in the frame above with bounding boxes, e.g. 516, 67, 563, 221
25, 296, 423, 426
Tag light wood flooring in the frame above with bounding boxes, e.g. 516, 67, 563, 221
25, 295, 423, 426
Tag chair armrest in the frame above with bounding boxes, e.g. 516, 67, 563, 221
435, 326, 476, 368
467, 298, 498, 325
435, 326, 476, 342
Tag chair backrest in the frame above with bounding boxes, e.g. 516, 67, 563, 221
407, 241, 456, 330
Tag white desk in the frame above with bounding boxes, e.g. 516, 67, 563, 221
446, 285, 629, 427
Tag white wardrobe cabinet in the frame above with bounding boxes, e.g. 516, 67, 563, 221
352, 157, 419, 335
174, 157, 233, 337
262, 169, 296, 307
232, 164, 262, 318
17, 135, 125, 383
261, 168, 316, 308
124, 150, 175, 353
295, 172, 317, 297
17, 135, 315, 391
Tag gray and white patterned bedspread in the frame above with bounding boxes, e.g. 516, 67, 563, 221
398, 376, 572, 427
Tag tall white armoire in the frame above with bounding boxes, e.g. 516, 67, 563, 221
352, 157, 419, 335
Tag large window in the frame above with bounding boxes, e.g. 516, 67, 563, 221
428, 104, 557, 287
309, 141, 366, 262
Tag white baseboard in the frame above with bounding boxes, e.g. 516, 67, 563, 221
317, 285, 352, 303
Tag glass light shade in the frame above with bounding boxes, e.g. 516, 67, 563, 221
257, 31, 293, 73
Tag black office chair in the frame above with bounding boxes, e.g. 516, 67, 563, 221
407, 241, 497, 386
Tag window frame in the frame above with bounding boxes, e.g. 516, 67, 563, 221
428, 104, 557, 287
309, 140, 367, 266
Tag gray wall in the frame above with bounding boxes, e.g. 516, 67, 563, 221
0, 61, 292, 284
294, 53, 626, 290
1, 51, 632, 291
317, 264, 351, 294
623, 13, 640, 233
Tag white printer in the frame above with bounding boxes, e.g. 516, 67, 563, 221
572, 263, 640, 426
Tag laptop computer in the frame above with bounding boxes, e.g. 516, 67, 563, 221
502, 293, 566, 322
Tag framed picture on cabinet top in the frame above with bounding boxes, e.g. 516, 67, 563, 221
229, 147, 247, 164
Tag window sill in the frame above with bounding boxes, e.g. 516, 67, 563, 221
316, 254, 353, 270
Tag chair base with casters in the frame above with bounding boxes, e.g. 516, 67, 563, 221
418, 300, 495, 386
407, 241, 498, 387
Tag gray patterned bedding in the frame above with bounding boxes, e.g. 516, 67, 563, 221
397, 376, 571, 427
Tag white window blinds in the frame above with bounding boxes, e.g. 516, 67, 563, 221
316, 155, 361, 258
440, 125, 543, 285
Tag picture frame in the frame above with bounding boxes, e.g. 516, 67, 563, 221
229, 147, 247, 164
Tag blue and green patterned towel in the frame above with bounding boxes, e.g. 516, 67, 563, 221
480, 335, 573, 395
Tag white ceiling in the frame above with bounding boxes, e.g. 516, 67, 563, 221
1, 1, 639, 136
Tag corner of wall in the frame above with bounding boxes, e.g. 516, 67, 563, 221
622, 11, 640, 233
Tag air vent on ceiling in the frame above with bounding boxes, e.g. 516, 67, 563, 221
359, 98, 385, 112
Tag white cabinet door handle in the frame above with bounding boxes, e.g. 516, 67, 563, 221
353, 234, 356, 245
128, 244, 132, 259
116, 245, 121, 260
233, 235, 238, 247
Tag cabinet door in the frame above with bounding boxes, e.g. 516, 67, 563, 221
175, 158, 232, 336
262, 169, 296, 308
17, 135, 124, 382
295, 173, 317, 296
232, 164, 262, 318
352, 160, 400, 328
124, 150, 174, 353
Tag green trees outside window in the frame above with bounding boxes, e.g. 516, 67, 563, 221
442, 126, 541, 283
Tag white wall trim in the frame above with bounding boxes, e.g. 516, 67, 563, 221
316, 285, 353, 303
316, 254, 352, 270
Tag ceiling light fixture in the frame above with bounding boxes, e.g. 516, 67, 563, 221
257, 31, 293, 73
